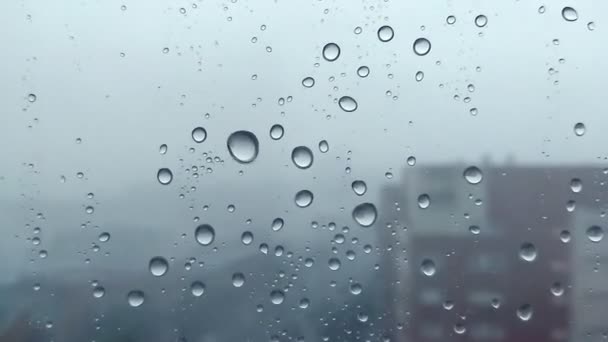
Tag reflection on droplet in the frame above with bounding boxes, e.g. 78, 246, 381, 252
295, 190, 313, 208
561, 7, 578, 22
319, 140, 329, 153
570, 178, 582, 193
227, 131, 259, 163
157, 168, 173, 185
292, 146, 314, 169
519, 242, 537, 262
270, 289, 285, 304
474, 14, 488, 27
149, 256, 169, 277
464, 166, 483, 184
322, 43, 341, 62
232, 272, 246, 287
352, 203, 377, 227
127, 290, 145, 307
574, 122, 585, 136
328, 257, 341, 271
241, 231, 253, 245
413, 38, 431, 56
377, 25, 394, 42
421, 259, 436, 276
338, 96, 358, 112
272, 218, 284, 232
417, 194, 431, 209
302, 77, 315, 88
587, 225, 604, 242
191, 281, 205, 297
516, 304, 533, 321
270, 124, 284, 140
357, 66, 370, 78
195, 224, 215, 246
191, 127, 207, 143
352, 180, 367, 196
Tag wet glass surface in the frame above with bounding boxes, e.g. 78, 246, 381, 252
0, 0, 607, 341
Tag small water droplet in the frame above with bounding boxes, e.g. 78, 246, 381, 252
28, 94, 37, 103
270, 289, 285, 304
562, 7, 578, 22
349, 283, 362, 295
587, 225, 604, 242
270, 124, 284, 140
587, 21, 596, 31
357, 66, 370, 78
191, 127, 207, 143
127, 290, 145, 307
377, 25, 394, 42
574, 122, 585, 136
491, 298, 501, 309
318, 140, 329, 153
446, 15, 456, 24
157, 168, 173, 185
475, 14, 488, 27
328, 257, 341, 271
338, 96, 358, 112
195, 224, 215, 246
191, 281, 205, 296
453, 323, 466, 335
98, 232, 110, 242
516, 304, 533, 321
469, 225, 480, 235
93, 286, 105, 298
241, 231, 253, 245
560, 230, 571, 243
413, 38, 431, 56
352, 203, 377, 227
159, 144, 168, 154
302, 77, 315, 88
322, 43, 340, 62
227, 131, 259, 163
420, 259, 436, 276
232, 272, 246, 287
417, 194, 431, 209
550, 282, 564, 296
415, 71, 424, 82
570, 178, 582, 193
519, 242, 537, 262
295, 190, 314, 208
292, 146, 314, 169
351, 180, 367, 196
149, 256, 169, 276
271, 218, 284, 232
463, 166, 483, 184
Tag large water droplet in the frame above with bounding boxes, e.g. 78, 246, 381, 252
516, 304, 533, 321
519, 242, 537, 262
270, 124, 284, 140
295, 190, 313, 208
322, 43, 340, 62
463, 166, 483, 184
302, 77, 315, 88
292, 146, 314, 169
417, 194, 431, 209
349, 283, 362, 295
562, 7, 578, 22
227, 131, 259, 163
195, 224, 215, 246
149, 256, 169, 276
352, 180, 367, 196
232, 272, 246, 287
241, 231, 253, 245
574, 122, 585, 136
191, 127, 207, 143
474, 14, 488, 27
377, 25, 394, 42
328, 257, 341, 271
587, 225, 604, 242
352, 203, 377, 227
191, 281, 205, 296
157, 168, 173, 185
270, 289, 285, 304
413, 38, 431, 56
421, 259, 436, 276
127, 290, 145, 307
338, 96, 358, 112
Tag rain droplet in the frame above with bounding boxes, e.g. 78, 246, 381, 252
270, 124, 284, 140
574, 122, 585, 136
292, 146, 314, 169
157, 168, 173, 185
159, 144, 168, 154
377, 25, 394, 42
127, 290, 145, 307
352, 203, 377, 227
28, 94, 37, 103
349, 283, 362, 295
560, 230, 571, 243
587, 225, 604, 242
415, 71, 424, 82
295, 190, 314, 208
195, 224, 215, 246
519, 242, 537, 262
318, 140, 329, 153
338, 96, 358, 112
516, 304, 533, 321
417, 194, 431, 209
453, 323, 466, 335
271, 218, 284, 232
469, 225, 480, 235
351, 180, 367, 196
232, 272, 245, 287
491, 298, 501, 309
588, 21, 596, 31
191, 281, 205, 297
93, 286, 105, 298
241, 231, 253, 245
562, 7, 578, 22
302, 77, 315, 88
328, 257, 341, 271
191, 127, 207, 143
550, 282, 564, 296
322, 43, 340, 62
149, 256, 169, 276
413, 38, 431, 56
420, 259, 436, 276
570, 178, 582, 193
446, 15, 456, 24
474, 14, 488, 27
357, 66, 370, 78
270, 289, 285, 304
463, 166, 483, 184
227, 131, 259, 163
